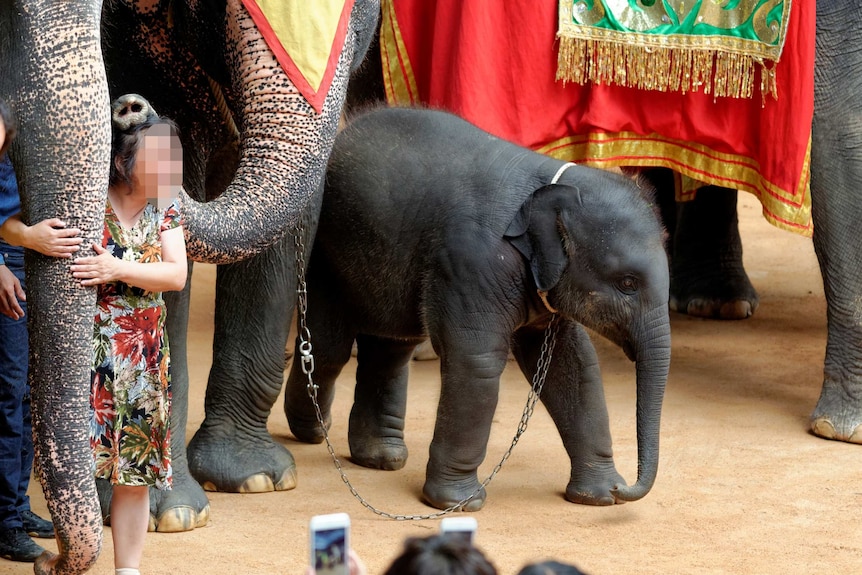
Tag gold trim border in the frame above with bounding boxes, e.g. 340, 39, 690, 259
538, 131, 811, 236
380, 0, 418, 105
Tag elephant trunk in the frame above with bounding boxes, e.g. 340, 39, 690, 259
179, 0, 353, 265
611, 304, 671, 502
3, 2, 109, 573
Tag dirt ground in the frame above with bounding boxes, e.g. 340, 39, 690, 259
14, 193, 862, 575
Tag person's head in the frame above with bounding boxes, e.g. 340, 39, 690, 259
517, 560, 588, 575
383, 534, 497, 575
110, 94, 182, 208
0, 98, 17, 156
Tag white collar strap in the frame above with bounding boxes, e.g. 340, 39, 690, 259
551, 162, 577, 185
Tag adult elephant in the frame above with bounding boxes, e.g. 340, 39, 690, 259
352, 1, 862, 444
616, 3, 862, 443
0, 0, 378, 573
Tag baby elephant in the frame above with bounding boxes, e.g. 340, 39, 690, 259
285, 107, 670, 511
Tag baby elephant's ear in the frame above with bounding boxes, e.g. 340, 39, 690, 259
505, 193, 533, 260
505, 184, 572, 292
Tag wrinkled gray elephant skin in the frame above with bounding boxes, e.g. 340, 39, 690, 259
0, 0, 378, 572
284, 107, 672, 511
344, 2, 862, 447
808, 1, 862, 444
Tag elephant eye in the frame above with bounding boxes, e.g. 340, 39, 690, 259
617, 275, 639, 294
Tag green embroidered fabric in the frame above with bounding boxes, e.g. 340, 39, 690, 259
556, 0, 791, 98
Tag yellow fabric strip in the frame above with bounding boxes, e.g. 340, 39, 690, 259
380, 0, 418, 105
255, 0, 347, 92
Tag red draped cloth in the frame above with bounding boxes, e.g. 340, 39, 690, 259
380, 0, 815, 235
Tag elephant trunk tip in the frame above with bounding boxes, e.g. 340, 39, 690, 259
111, 94, 158, 132
610, 480, 653, 503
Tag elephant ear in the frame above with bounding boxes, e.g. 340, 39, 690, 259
505, 184, 575, 292
504, 192, 533, 260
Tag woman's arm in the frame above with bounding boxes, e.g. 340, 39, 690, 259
70, 226, 188, 292
0, 215, 82, 258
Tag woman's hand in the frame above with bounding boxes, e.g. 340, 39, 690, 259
70, 243, 120, 286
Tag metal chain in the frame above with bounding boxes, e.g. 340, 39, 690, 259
292, 227, 560, 520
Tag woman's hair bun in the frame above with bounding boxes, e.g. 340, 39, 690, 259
111, 94, 158, 132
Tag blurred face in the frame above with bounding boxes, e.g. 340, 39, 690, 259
133, 123, 183, 209
0, 117, 6, 155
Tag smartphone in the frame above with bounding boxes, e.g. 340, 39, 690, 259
440, 516, 478, 544
309, 513, 350, 575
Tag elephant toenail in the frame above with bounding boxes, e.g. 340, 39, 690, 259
810, 418, 836, 439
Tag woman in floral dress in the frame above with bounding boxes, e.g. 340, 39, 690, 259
71, 95, 186, 575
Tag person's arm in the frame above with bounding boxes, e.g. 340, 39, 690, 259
0, 214, 82, 258
70, 226, 188, 292
0, 263, 25, 319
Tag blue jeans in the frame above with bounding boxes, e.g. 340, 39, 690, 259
0, 249, 33, 531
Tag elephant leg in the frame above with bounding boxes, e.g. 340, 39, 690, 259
186, 235, 297, 493
808, 3, 862, 443
421, 335, 510, 512
348, 334, 420, 470
647, 167, 758, 320
283, 272, 355, 444
512, 321, 624, 506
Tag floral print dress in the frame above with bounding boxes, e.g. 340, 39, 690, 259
89, 200, 181, 490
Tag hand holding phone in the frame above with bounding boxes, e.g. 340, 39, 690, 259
310, 513, 351, 575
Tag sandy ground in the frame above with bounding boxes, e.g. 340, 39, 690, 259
12, 193, 862, 575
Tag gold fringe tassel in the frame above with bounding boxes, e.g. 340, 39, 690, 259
556, 36, 779, 101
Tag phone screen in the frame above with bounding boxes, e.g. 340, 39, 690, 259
312, 526, 348, 575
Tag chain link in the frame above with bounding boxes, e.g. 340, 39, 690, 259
292, 228, 560, 520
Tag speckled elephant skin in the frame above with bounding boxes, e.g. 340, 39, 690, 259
284, 107, 671, 512
0, 1, 378, 572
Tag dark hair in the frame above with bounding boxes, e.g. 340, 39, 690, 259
110, 116, 180, 190
0, 98, 17, 155
383, 534, 497, 575
109, 95, 179, 189
517, 560, 589, 575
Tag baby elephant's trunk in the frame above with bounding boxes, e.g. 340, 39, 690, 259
611, 305, 671, 502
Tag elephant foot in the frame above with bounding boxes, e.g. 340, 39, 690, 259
669, 266, 758, 320
564, 467, 628, 506
422, 476, 486, 512
349, 437, 408, 470
151, 471, 211, 532
149, 490, 211, 533
187, 425, 298, 493
810, 386, 862, 444
287, 410, 331, 444
95, 473, 211, 533
668, 187, 757, 320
